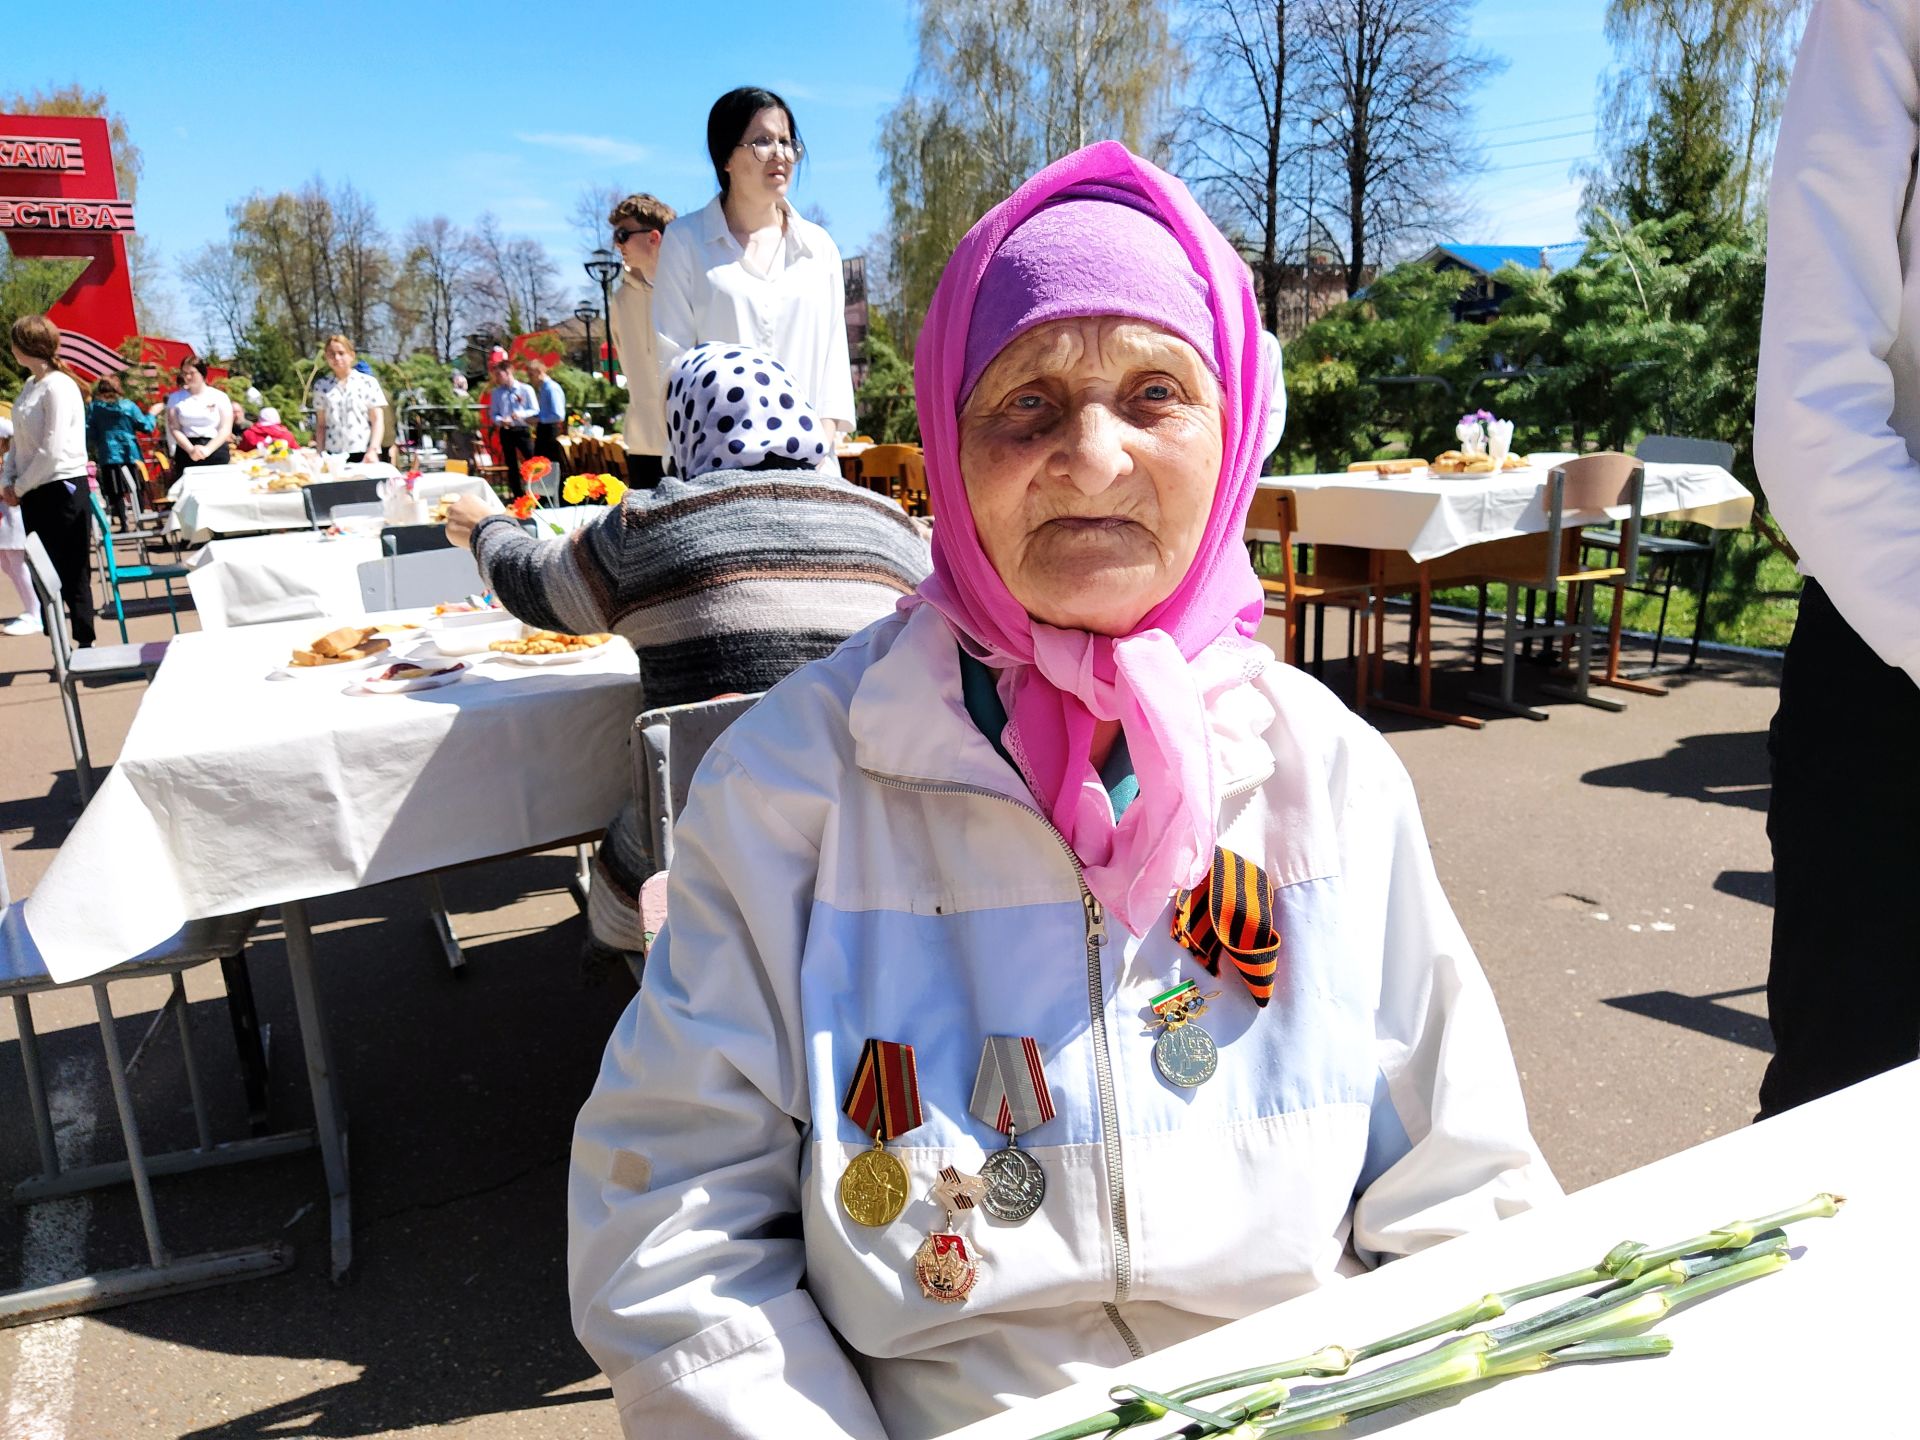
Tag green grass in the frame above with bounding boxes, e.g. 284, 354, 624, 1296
1255, 528, 1802, 653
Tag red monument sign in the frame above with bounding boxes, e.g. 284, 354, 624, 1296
0, 113, 147, 379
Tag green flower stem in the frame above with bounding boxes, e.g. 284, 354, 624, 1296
1025, 1198, 1833, 1440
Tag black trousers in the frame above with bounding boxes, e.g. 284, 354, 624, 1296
1758, 578, 1920, 1117
497, 426, 533, 498
626, 452, 665, 490
100, 462, 142, 527
172, 439, 231, 484
20, 480, 95, 648
534, 421, 565, 467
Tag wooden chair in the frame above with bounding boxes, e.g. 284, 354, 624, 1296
856, 444, 929, 513
1470, 452, 1644, 721
1243, 488, 1374, 704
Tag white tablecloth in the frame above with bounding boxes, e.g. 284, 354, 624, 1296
24, 611, 642, 980
188, 531, 387, 629
165, 465, 493, 539
944, 1062, 1912, 1439
1261, 457, 1755, 562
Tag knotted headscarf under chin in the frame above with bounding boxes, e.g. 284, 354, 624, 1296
904, 141, 1273, 937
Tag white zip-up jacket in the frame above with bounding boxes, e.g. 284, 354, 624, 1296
1756, 0, 1920, 682
568, 604, 1558, 1440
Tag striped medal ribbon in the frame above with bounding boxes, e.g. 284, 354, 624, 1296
968, 1037, 1055, 1223
1171, 845, 1283, 1006
838, 1038, 921, 1228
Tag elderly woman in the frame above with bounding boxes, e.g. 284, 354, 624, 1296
442, 341, 929, 966
568, 144, 1555, 1440
312, 335, 388, 462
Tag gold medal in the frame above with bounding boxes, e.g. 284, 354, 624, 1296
839, 1142, 911, 1228
839, 1038, 922, 1228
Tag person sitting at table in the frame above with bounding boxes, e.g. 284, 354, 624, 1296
563, 143, 1558, 1440
240, 405, 297, 451
442, 341, 930, 972
486, 360, 538, 497
85, 372, 157, 530
165, 357, 235, 478
312, 335, 389, 464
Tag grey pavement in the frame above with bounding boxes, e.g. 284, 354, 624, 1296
0, 589, 1782, 1437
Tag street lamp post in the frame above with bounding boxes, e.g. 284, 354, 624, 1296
584, 249, 621, 385
573, 301, 598, 419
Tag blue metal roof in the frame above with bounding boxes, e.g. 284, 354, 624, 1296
1430, 243, 1585, 275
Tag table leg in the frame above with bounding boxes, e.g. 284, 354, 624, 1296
281, 899, 353, 1281
1367, 556, 1484, 730
1597, 579, 1669, 697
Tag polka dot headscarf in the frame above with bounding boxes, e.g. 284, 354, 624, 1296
664, 342, 830, 477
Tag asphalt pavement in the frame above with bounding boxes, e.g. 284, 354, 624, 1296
0, 592, 1782, 1437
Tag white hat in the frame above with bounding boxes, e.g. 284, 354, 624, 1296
259, 406, 281, 426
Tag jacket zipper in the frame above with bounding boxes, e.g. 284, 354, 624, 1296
862, 767, 1146, 1356
863, 762, 1273, 1360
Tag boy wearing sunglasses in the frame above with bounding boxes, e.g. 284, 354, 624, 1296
608, 194, 675, 488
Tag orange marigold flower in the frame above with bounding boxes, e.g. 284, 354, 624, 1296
522, 456, 553, 483
509, 494, 538, 519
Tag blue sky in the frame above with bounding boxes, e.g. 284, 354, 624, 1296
5, 0, 1607, 345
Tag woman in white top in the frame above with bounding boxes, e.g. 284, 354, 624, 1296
0, 411, 41, 636
165, 356, 235, 476
653, 87, 857, 449
1, 316, 94, 646
312, 334, 389, 463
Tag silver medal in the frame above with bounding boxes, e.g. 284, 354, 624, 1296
978, 1145, 1046, 1222
1153, 1020, 1219, 1088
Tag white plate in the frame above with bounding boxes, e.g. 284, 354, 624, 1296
483, 639, 612, 666
350, 661, 467, 695
423, 612, 523, 655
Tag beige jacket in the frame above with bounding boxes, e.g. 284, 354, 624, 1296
610, 269, 666, 458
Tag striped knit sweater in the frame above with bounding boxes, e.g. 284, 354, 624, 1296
470, 466, 931, 954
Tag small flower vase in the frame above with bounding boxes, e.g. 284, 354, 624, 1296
1487, 419, 1514, 470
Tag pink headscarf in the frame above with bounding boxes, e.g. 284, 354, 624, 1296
908, 141, 1273, 937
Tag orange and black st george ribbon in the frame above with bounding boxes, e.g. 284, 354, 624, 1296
1171, 846, 1282, 1006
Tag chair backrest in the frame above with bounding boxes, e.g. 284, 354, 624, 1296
331, 501, 385, 522
858, 443, 920, 482
382, 523, 454, 556
86, 490, 123, 584
1541, 452, 1644, 586
302, 477, 384, 527
23, 533, 73, 680
631, 693, 765, 872
1242, 487, 1299, 598
443, 459, 470, 475
356, 546, 484, 612
1635, 434, 1735, 471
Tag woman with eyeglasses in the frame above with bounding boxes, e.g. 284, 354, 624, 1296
652, 86, 858, 462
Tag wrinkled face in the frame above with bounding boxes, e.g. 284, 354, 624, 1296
725, 106, 796, 206
959, 317, 1223, 636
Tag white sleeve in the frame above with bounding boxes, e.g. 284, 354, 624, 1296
652, 223, 701, 392
1755, 0, 1920, 680
1340, 731, 1560, 1265
568, 746, 886, 1440
815, 233, 858, 430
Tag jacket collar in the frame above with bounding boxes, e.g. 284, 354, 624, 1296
695, 194, 817, 262
848, 603, 1277, 805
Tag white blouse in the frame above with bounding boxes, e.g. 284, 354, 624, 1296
167, 387, 232, 443
313, 368, 389, 455
2, 370, 88, 497
652, 196, 857, 430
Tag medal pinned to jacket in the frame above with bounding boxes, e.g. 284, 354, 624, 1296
1171, 846, 1283, 1006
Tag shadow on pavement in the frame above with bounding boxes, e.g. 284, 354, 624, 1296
1602, 983, 1774, 1052
0, 852, 633, 1436
1580, 730, 1771, 811
1714, 869, 1775, 907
